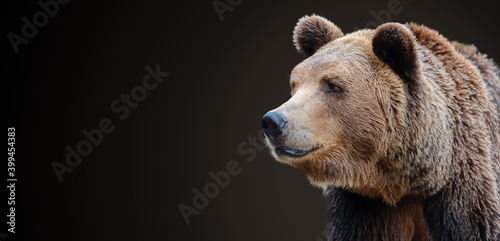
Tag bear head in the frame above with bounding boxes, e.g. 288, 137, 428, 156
262, 15, 453, 205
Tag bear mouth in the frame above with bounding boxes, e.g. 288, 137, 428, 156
275, 146, 320, 158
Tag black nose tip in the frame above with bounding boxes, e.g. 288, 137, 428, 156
261, 112, 287, 140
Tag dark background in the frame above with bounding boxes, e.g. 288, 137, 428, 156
3, 0, 500, 240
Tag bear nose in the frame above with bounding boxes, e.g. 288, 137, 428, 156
261, 112, 287, 140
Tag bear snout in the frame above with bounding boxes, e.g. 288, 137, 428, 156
261, 111, 288, 140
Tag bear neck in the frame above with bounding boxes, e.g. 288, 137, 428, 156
324, 186, 431, 241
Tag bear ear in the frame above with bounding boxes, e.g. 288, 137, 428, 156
372, 23, 420, 90
293, 15, 344, 57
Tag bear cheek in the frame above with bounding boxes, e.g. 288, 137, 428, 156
302, 115, 382, 185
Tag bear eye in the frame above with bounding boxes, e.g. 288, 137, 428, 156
323, 81, 342, 95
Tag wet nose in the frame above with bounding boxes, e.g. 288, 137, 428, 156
261, 112, 287, 140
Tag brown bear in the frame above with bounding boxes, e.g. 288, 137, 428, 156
261, 15, 500, 241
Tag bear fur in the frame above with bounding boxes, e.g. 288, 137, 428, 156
262, 15, 500, 241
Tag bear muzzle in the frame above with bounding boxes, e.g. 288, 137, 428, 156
262, 111, 320, 158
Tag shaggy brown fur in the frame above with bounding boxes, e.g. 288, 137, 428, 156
293, 15, 344, 56
263, 15, 500, 241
